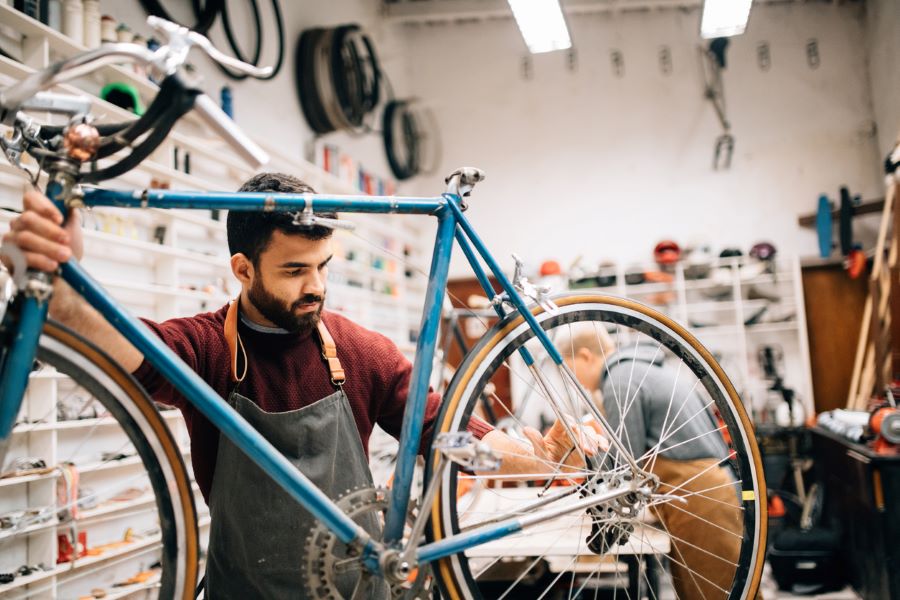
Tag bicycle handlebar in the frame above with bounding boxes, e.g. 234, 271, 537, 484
0, 16, 271, 171
0, 44, 156, 125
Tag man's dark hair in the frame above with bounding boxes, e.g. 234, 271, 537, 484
227, 172, 338, 263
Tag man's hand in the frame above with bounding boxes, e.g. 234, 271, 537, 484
523, 418, 609, 472
2, 188, 83, 273
482, 418, 608, 478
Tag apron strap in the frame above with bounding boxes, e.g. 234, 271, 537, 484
317, 319, 345, 386
224, 300, 248, 383
223, 299, 346, 387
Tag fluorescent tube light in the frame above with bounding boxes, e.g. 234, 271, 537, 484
700, 0, 753, 39
508, 0, 572, 54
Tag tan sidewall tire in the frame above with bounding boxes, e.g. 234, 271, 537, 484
428, 294, 766, 600
43, 321, 200, 599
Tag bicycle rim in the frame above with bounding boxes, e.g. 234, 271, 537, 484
428, 295, 766, 600
1, 322, 198, 599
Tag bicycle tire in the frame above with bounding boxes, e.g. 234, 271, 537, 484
427, 294, 766, 600
10, 321, 199, 599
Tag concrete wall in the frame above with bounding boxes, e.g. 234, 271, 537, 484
400, 2, 884, 276
865, 0, 900, 156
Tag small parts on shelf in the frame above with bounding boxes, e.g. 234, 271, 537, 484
58, 389, 100, 421
113, 567, 159, 587
0, 507, 54, 530
0, 563, 52, 586
57, 462, 80, 520
57, 530, 88, 563
0, 456, 53, 478
77, 589, 109, 599
58, 528, 139, 565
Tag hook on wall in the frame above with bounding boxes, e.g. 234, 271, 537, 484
659, 45, 672, 76
610, 49, 624, 78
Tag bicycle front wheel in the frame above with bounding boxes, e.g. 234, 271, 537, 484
1, 322, 199, 599
428, 294, 766, 600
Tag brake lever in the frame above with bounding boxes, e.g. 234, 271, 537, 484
147, 16, 273, 79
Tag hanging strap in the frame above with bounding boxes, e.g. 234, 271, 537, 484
223, 300, 345, 386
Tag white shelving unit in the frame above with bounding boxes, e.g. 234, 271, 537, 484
0, 5, 429, 595
563, 256, 814, 421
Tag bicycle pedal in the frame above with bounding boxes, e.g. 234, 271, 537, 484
433, 432, 501, 472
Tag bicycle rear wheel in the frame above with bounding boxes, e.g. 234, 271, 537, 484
0, 322, 198, 599
427, 294, 766, 600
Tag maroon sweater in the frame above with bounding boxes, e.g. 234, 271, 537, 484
134, 304, 491, 502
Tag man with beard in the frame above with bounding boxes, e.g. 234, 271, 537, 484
6, 173, 598, 597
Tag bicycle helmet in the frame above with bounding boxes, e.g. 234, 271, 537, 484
684, 244, 714, 280
750, 242, 777, 261
539, 260, 562, 276
653, 240, 681, 265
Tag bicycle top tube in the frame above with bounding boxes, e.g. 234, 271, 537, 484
81, 188, 447, 216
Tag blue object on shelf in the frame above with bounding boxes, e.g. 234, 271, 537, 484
221, 86, 233, 119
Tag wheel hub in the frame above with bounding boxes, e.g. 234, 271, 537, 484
581, 472, 655, 555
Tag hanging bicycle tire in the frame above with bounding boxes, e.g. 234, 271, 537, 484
383, 99, 441, 180
138, 0, 222, 34
295, 24, 381, 135
295, 28, 335, 135
427, 294, 766, 600
3, 322, 199, 599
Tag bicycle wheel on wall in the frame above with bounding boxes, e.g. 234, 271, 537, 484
427, 294, 766, 600
1, 322, 198, 599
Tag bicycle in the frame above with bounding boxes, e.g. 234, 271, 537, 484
0, 17, 766, 600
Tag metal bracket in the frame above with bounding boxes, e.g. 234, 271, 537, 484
432, 432, 501, 472
511, 253, 558, 314
290, 204, 355, 231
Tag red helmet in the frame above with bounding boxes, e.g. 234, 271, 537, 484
654, 240, 681, 265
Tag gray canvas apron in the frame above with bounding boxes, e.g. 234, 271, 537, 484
204, 301, 388, 599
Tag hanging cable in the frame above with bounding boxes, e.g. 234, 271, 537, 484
137, 0, 222, 34
214, 0, 285, 81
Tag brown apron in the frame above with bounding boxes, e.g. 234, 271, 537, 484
204, 301, 387, 599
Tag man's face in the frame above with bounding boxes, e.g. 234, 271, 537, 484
247, 230, 333, 334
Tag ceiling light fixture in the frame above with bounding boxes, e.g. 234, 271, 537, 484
507, 0, 572, 54
700, 0, 753, 39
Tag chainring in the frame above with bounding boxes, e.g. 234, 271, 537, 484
302, 486, 432, 600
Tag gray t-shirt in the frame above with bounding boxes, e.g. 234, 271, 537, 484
599, 343, 730, 464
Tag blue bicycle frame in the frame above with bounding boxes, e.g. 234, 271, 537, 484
0, 185, 568, 571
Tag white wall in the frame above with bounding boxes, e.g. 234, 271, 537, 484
98, 0, 415, 191
401, 3, 884, 276
865, 0, 900, 156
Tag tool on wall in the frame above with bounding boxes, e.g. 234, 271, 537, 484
701, 38, 734, 170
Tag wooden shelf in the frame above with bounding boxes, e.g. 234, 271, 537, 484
798, 197, 885, 227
